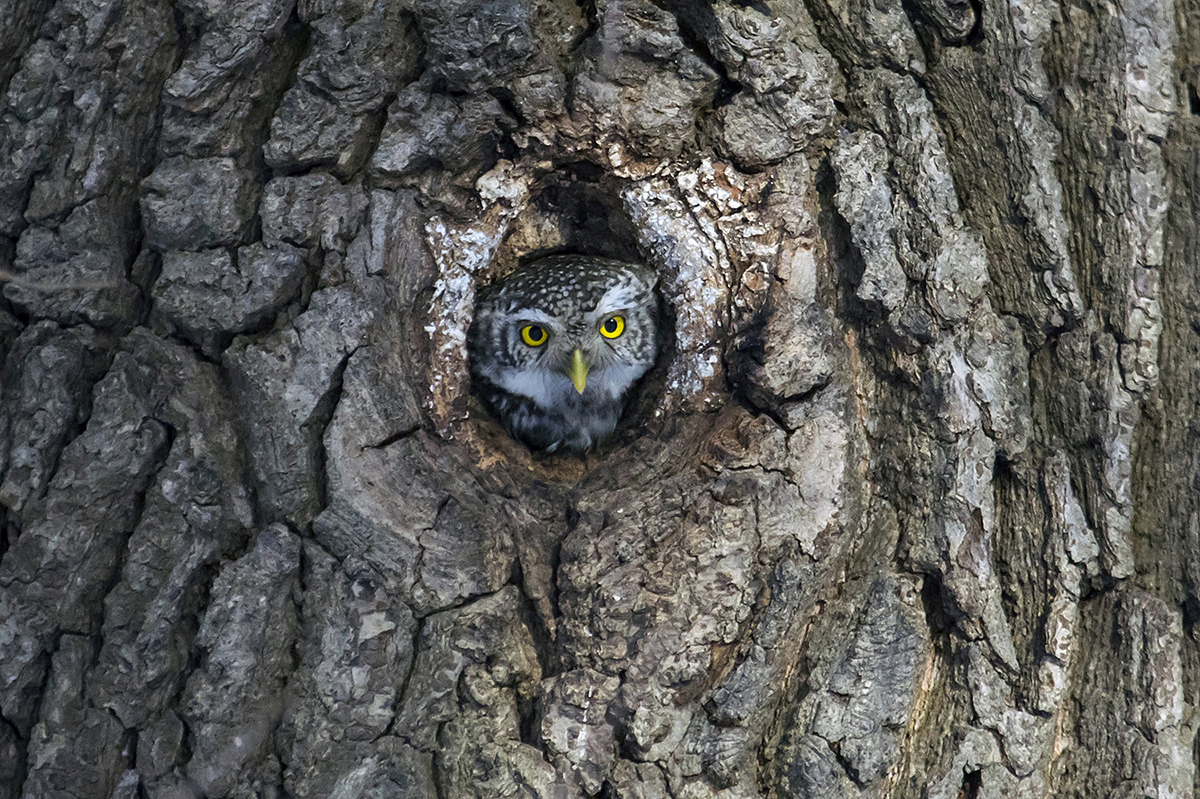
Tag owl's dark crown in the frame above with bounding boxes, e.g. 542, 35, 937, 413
483, 255, 657, 318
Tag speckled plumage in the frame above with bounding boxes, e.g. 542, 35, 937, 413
469, 254, 659, 453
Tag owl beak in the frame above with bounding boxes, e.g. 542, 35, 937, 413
567, 349, 589, 394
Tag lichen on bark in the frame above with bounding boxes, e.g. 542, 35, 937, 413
1, 0, 1198, 797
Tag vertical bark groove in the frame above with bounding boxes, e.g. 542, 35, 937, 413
1, 0, 1196, 796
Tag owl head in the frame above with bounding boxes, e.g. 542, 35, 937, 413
468, 254, 659, 452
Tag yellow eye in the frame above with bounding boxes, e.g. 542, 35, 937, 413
521, 324, 548, 346
600, 315, 625, 339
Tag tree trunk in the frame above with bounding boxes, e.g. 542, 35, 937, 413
1, 0, 1197, 796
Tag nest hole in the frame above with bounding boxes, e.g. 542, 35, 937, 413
468, 170, 676, 456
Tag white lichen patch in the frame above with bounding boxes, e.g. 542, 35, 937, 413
623, 175, 730, 411
928, 231, 989, 323
1035, 451, 1095, 711
1120, 267, 1162, 394
832, 131, 906, 313
1108, 0, 1173, 402
784, 400, 849, 551
424, 163, 531, 432
623, 158, 808, 413
1018, 105, 1083, 324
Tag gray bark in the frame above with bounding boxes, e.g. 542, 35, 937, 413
0, 0, 1197, 797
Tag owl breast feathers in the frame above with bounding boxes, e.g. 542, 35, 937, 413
468, 255, 659, 453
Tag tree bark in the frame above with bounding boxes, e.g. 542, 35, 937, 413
0, 0, 1197, 797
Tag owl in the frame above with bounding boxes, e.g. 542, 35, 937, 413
468, 254, 659, 453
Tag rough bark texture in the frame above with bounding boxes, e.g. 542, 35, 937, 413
0, 0, 1197, 797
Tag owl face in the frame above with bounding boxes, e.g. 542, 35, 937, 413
469, 255, 659, 452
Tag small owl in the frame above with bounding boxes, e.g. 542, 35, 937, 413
469, 254, 659, 453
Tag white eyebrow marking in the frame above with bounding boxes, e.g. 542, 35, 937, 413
594, 283, 643, 316
502, 308, 557, 326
